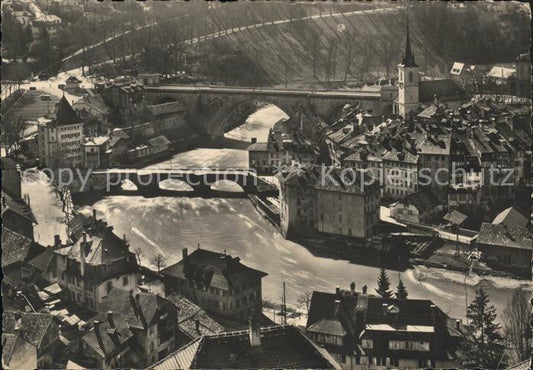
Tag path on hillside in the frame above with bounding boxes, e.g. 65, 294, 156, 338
61, 5, 402, 68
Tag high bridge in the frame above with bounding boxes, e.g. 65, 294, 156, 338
145, 85, 394, 137
80, 167, 276, 196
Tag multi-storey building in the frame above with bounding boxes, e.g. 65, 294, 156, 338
98, 289, 179, 366
278, 166, 380, 239
306, 287, 464, 369
382, 149, 419, 200
38, 97, 84, 168
48, 214, 138, 310
82, 136, 110, 169
161, 247, 267, 322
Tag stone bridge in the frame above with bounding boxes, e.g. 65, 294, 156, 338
81, 168, 275, 196
145, 85, 393, 138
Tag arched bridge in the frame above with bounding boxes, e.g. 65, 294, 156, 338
145, 85, 393, 138
84, 167, 276, 196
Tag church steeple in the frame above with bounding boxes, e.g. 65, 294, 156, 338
401, 15, 417, 67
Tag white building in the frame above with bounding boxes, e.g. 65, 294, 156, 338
38, 97, 84, 168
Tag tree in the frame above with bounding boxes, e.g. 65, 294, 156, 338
0, 113, 26, 156
375, 268, 392, 299
133, 247, 144, 267
297, 291, 312, 316
151, 253, 167, 274
458, 287, 504, 369
502, 288, 531, 364
395, 279, 408, 299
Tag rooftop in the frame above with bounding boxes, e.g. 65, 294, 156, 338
1, 226, 44, 268
476, 222, 532, 250
161, 248, 267, 291
152, 325, 340, 369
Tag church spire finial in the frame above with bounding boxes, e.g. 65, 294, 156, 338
402, 11, 417, 67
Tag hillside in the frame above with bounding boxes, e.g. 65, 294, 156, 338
63, 2, 530, 88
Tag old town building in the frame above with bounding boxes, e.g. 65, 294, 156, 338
98, 289, 179, 366
49, 213, 139, 310
306, 287, 463, 369
278, 166, 380, 239
38, 96, 85, 168
161, 247, 267, 322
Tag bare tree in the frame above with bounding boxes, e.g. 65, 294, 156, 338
502, 288, 531, 364
151, 253, 167, 274
133, 247, 144, 266
297, 291, 313, 317
0, 113, 26, 156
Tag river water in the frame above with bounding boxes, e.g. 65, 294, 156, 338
22, 105, 529, 321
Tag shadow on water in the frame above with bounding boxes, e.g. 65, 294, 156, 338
72, 188, 248, 205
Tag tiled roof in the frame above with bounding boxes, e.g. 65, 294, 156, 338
1, 227, 43, 267
166, 294, 224, 340
476, 223, 532, 250
55, 96, 84, 126
109, 129, 131, 147
153, 325, 340, 369
419, 80, 466, 103
443, 210, 468, 226
152, 338, 201, 370
98, 288, 172, 330
492, 207, 529, 228
56, 226, 132, 266
247, 142, 268, 152
394, 190, 440, 214
147, 135, 171, 147
1, 333, 37, 369
1, 191, 37, 224
82, 312, 132, 359
161, 248, 267, 291
2, 311, 55, 348
28, 249, 57, 274
506, 359, 531, 370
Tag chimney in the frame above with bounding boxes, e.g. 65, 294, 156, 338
195, 319, 200, 333
382, 303, 388, 315
350, 282, 356, 294
455, 319, 461, 331
54, 234, 61, 248
251, 137, 257, 144
430, 304, 437, 323
92, 209, 97, 219
182, 248, 188, 261
335, 286, 340, 295
248, 319, 261, 348
362, 285, 367, 294
80, 233, 86, 277
1, 196, 5, 207
107, 311, 115, 328
334, 300, 341, 317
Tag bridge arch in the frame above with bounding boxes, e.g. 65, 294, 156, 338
159, 178, 195, 192
207, 97, 295, 138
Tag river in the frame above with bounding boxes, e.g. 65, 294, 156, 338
22, 105, 529, 321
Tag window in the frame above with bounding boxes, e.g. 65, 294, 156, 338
122, 276, 129, 286
409, 71, 413, 83
106, 281, 113, 293
362, 338, 373, 349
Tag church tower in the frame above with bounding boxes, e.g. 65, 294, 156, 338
397, 17, 419, 118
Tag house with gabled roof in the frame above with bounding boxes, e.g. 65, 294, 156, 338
52, 214, 139, 310
161, 247, 267, 322
306, 287, 464, 369
96, 288, 179, 366
80, 310, 133, 369
2, 311, 60, 369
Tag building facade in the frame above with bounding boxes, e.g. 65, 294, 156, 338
38, 97, 84, 168
161, 248, 267, 322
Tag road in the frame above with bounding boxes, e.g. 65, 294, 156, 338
61, 5, 401, 68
